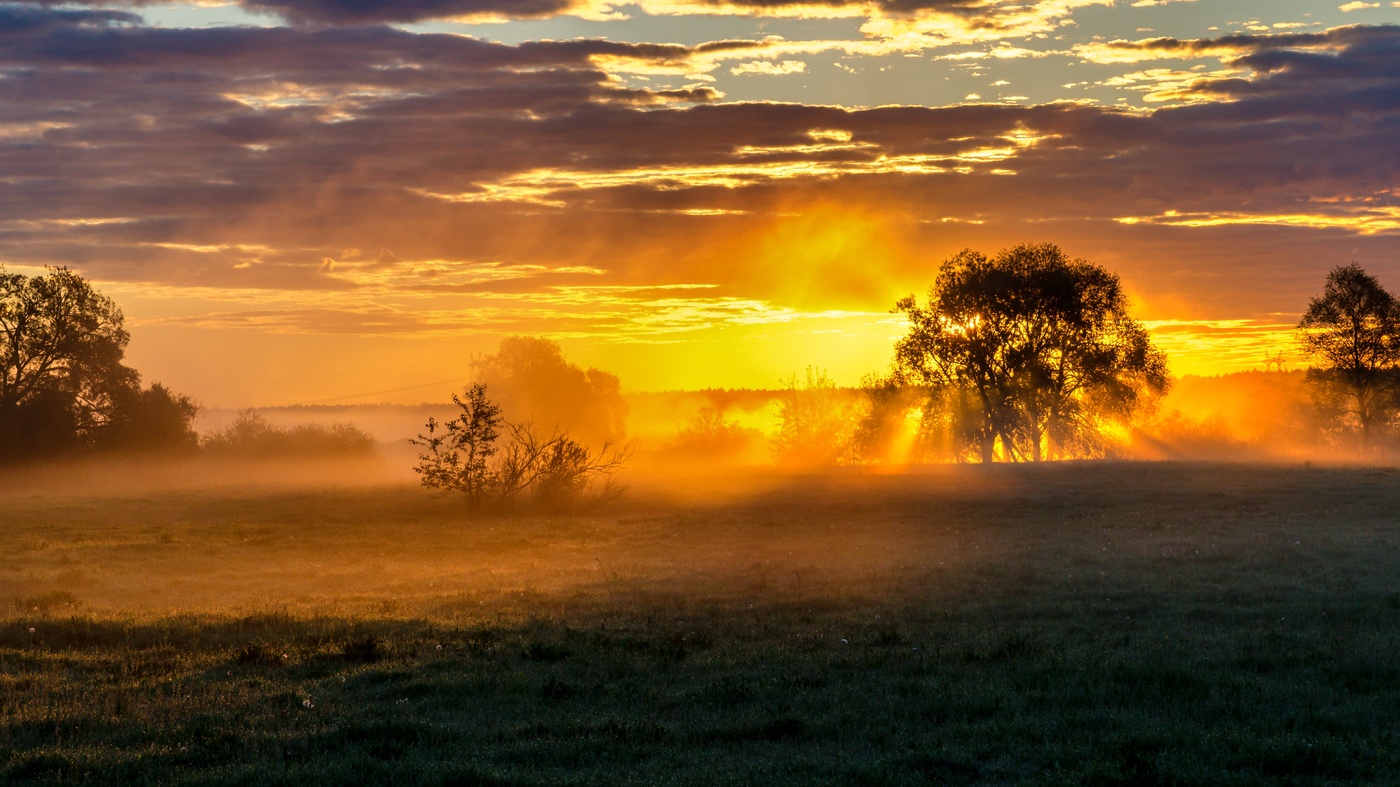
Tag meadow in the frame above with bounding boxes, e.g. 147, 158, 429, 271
2, 462, 1399, 785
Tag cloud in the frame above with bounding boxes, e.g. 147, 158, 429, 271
730, 59, 808, 75
239, 0, 593, 24
1, 6, 1398, 371
27, 0, 1116, 47
1073, 23, 1397, 64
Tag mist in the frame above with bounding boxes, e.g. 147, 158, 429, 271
3, 368, 1358, 515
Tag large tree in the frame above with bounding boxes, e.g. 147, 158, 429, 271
1296, 264, 1400, 447
0, 266, 197, 458
472, 336, 628, 447
894, 244, 1169, 463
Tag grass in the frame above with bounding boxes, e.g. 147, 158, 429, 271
1, 462, 1399, 784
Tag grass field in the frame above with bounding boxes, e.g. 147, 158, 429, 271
2, 462, 1399, 785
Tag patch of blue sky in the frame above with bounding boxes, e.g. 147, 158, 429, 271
121, 2, 275, 28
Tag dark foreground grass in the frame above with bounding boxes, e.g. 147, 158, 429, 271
1, 462, 1399, 785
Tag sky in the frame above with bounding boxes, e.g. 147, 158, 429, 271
1, 0, 1398, 405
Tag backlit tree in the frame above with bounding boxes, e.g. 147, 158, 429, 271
893, 244, 1169, 462
1296, 264, 1400, 447
0, 266, 197, 458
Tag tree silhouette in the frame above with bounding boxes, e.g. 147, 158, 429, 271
100, 383, 200, 453
893, 244, 1169, 462
412, 383, 504, 506
1296, 264, 1400, 448
0, 266, 197, 459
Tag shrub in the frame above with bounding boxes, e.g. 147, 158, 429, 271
667, 404, 763, 459
202, 411, 378, 458
413, 383, 630, 511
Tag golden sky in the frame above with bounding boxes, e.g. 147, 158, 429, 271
1, 1, 1398, 403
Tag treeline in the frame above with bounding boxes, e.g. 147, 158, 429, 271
12, 249, 1399, 475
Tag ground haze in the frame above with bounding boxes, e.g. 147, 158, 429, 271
3, 463, 1399, 784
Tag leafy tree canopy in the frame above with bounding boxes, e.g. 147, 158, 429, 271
473, 336, 627, 447
1296, 263, 1400, 446
893, 243, 1168, 463
0, 266, 197, 459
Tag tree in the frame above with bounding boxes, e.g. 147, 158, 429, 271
100, 383, 200, 453
411, 384, 505, 506
473, 337, 628, 447
668, 403, 762, 460
894, 244, 1169, 463
1296, 264, 1400, 447
0, 265, 197, 459
413, 382, 630, 511
851, 372, 927, 464
770, 367, 859, 466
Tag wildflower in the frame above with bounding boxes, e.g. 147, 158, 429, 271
28, 627, 36, 634
436, 644, 442, 651
303, 699, 314, 709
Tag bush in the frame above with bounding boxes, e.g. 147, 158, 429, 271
667, 404, 763, 459
201, 411, 378, 458
413, 383, 630, 511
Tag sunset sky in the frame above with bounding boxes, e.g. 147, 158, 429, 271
2, 0, 1398, 405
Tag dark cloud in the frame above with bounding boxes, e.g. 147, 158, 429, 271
1078, 24, 1400, 64
0, 3, 138, 29
239, 0, 585, 25
4, 0, 1133, 26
